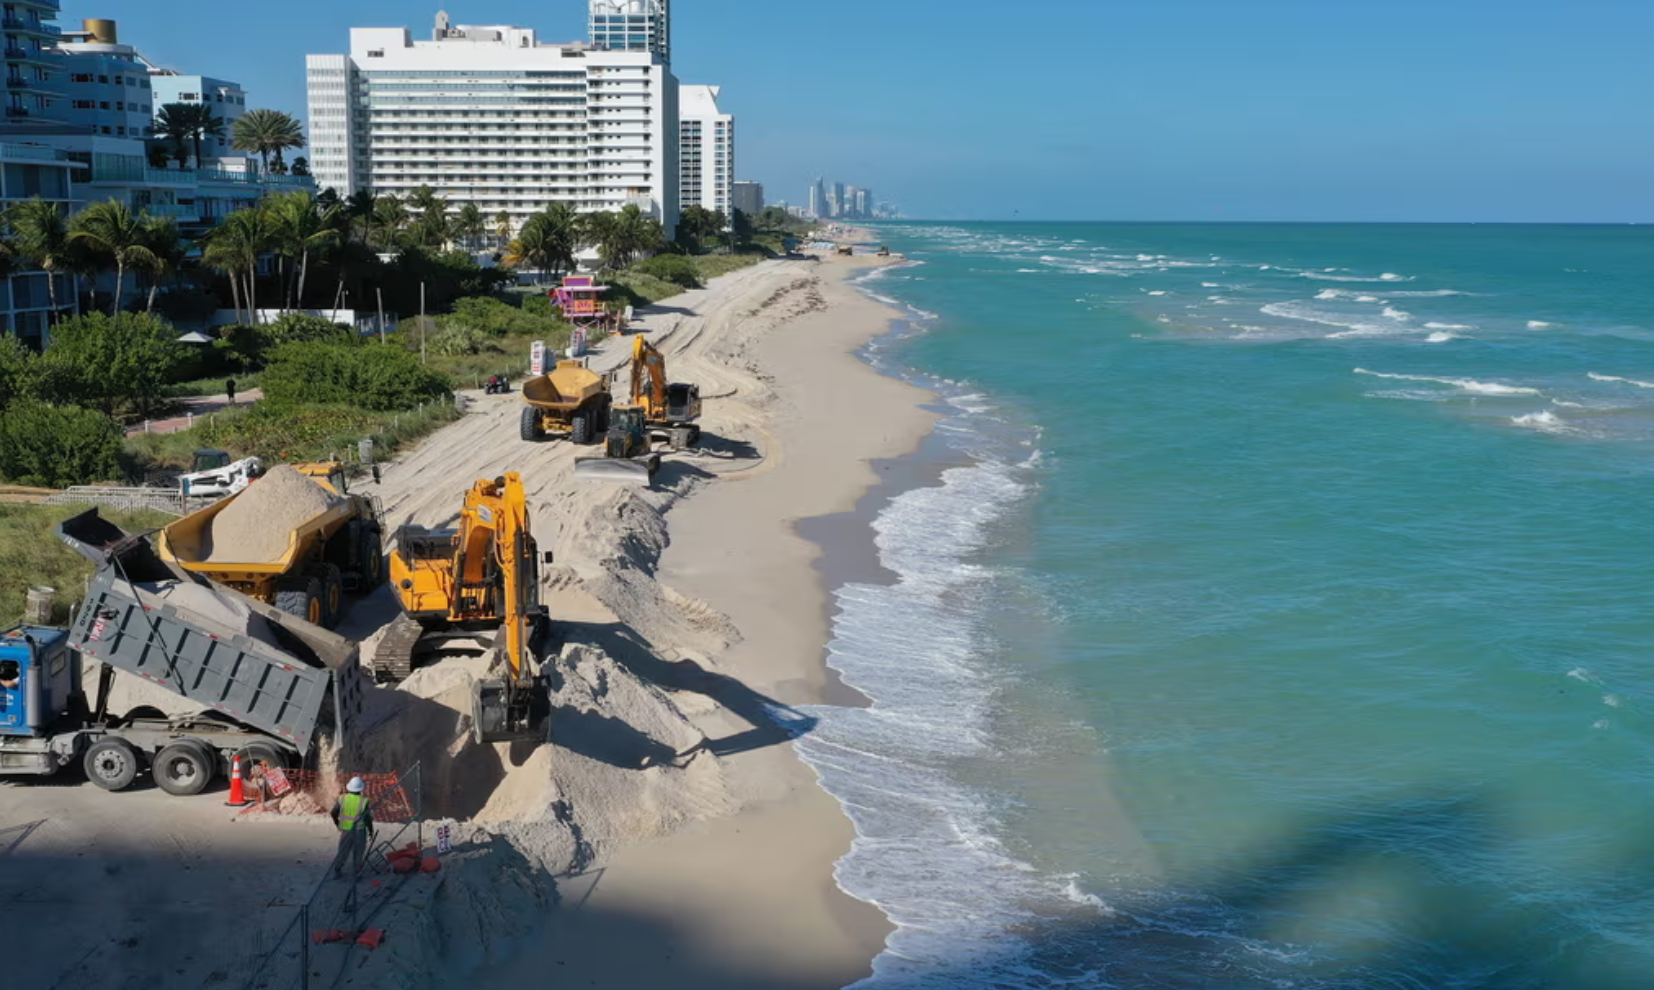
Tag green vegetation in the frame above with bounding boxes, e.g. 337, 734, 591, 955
260, 341, 451, 411
605, 253, 770, 308
0, 505, 177, 625
125, 400, 461, 472
0, 402, 123, 487
631, 253, 702, 289
154, 102, 226, 169
230, 108, 305, 174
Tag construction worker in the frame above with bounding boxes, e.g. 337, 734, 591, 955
330, 777, 374, 879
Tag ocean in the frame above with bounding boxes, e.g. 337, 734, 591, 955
794, 223, 1654, 989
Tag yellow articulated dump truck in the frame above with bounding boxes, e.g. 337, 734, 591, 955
154, 462, 385, 629
519, 358, 613, 445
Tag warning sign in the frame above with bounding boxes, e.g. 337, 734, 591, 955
436, 824, 452, 855
265, 767, 292, 797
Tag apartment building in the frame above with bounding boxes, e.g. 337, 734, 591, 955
589, 0, 669, 64
678, 83, 730, 218
0, 140, 77, 345
150, 72, 248, 159
307, 18, 680, 237
2, 0, 62, 126
732, 180, 761, 216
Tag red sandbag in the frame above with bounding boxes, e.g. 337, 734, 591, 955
311, 929, 352, 945
393, 856, 417, 874
419, 856, 441, 873
356, 928, 385, 949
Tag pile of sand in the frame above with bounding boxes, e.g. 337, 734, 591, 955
476, 643, 734, 845
205, 465, 342, 563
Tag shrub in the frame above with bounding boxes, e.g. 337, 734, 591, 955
428, 322, 491, 356
449, 296, 554, 338
260, 342, 451, 411
35, 312, 184, 416
519, 294, 553, 317
265, 313, 355, 346
631, 254, 701, 289
0, 401, 123, 486
0, 334, 39, 410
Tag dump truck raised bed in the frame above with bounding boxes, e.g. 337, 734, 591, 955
0, 509, 368, 794
520, 359, 613, 445
155, 462, 384, 629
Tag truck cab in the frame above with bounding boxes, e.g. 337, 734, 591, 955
0, 626, 77, 773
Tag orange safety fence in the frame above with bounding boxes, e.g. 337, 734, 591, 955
236, 765, 418, 823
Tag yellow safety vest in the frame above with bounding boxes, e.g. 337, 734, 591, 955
338, 793, 368, 832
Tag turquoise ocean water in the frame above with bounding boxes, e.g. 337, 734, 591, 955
794, 223, 1654, 989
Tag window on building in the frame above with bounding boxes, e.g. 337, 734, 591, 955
70, 73, 91, 83
98, 75, 108, 83
115, 101, 123, 110
99, 101, 109, 110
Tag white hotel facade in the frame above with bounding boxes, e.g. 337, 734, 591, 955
306, 18, 680, 238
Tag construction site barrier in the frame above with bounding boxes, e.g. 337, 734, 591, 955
242, 762, 427, 990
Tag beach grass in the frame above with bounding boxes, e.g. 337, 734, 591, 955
0, 504, 177, 625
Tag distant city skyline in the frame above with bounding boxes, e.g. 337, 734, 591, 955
803, 176, 895, 221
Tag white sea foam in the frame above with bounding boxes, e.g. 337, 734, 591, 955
1511, 410, 1574, 434
1298, 271, 1412, 282
1589, 372, 1654, 389
1425, 332, 1459, 343
1202, 282, 1220, 288
1355, 295, 1381, 303
1147, 290, 1166, 296
1424, 323, 1474, 330
1383, 307, 1412, 321
1384, 289, 1472, 298
1354, 368, 1540, 395
1528, 321, 1555, 329
797, 451, 1058, 988
1263, 302, 1395, 337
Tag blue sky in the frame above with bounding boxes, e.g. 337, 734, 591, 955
84, 0, 1654, 222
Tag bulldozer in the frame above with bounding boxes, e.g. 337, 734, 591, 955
628, 336, 702, 450
520, 359, 612, 445
376, 474, 553, 742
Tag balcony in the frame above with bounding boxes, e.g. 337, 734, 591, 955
5, 105, 28, 118
0, 141, 66, 161
2, 18, 60, 37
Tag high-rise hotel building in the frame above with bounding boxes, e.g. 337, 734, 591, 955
589, 0, 670, 64
306, 15, 679, 237
678, 84, 731, 218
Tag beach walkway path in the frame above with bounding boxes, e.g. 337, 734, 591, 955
126, 389, 265, 437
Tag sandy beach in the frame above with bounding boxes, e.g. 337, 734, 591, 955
5, 245, 936, 990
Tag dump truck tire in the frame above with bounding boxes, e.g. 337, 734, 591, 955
361, 527, 384, 587
572, 410, 593, 445
154, 741, 215, 796
309, 563, 344, 628
520, 406, 543, 441
275, 575, 324, 627
84, 738, 140, 792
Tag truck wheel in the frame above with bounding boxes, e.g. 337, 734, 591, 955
275, 576, 324, 627
83, 738, 140, 792
520, 406, 544, 441
571, 410, 593, 445
596, 395, 613, 434
154, 741, 215, 796
308, 563, 344, 627
360, 528, 384, 588
238, 741, 292, 774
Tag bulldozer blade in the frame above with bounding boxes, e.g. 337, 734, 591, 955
572, 456, 657, 487
472, 677, 550, 745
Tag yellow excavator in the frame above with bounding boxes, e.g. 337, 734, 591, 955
573, 337, 703, 486
376, 474, 552, 743
629, 336, 702, 450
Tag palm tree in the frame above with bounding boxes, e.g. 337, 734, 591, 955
580, 205, 662, 269
69, 199, 159, 314
368, 195, 410, 252
231, 108, 305, 173
135, 217, 185, 313
269, 191, 339, 310
503, 218, 554, 280
453, 202, 484, 251
9, 198, 70, 324
405, 185, 450, 250
504, 204, 585, 282
203, 206, 277, 324
493, 210, 513, 250
153, 103, 194, 168
191, 105, 227, 170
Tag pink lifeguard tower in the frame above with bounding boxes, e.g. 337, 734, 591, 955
552, 276, 609, 332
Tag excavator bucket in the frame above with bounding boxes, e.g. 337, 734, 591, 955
573, 454, 659, 487
471, 677, 550, 744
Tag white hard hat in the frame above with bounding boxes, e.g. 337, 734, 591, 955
346, 776, 365, 794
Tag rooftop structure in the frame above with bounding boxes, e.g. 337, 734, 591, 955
589, 0, 669, 65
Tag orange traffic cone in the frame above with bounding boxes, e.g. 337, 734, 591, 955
225, 754, 248, 807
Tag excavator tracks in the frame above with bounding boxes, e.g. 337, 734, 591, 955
372, 613, 424, 683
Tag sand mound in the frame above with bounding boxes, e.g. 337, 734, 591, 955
205, 465, 342, 563
478, 643, 735, 844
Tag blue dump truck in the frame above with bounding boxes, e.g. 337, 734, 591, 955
0, 509, 368, 795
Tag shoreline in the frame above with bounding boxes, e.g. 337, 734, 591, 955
467, 251, 939, 987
